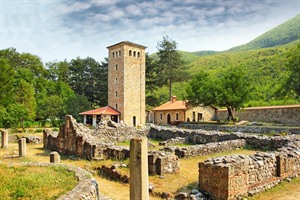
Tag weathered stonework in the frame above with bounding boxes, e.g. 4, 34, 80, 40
96, 165, 130, 183
199, 141, 300, 200
148, 151, 180, 175
216, 105, 300, 126
1, 129, 8, 148
179, 122, 300, 134
44, 116, 179, 175
148, 125, 292, 150
175, 139, 246, 158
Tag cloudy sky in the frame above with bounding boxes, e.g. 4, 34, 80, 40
1, 0, 300, 63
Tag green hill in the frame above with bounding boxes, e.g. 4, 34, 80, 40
188, 40, 300, 106
191, 50, 219, 56
229, 14, 300, 51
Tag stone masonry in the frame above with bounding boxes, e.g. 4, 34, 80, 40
44, 116, 179, 175
216, 104, 300, 126
107, 41, 146, 127
44, 119, 300, 199
199, 140, 300, 200
175, 139, 246, 158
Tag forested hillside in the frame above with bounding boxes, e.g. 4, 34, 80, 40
147, 14, 300, 109
148, 39, 300, 108
190, 41, 300, 106
230, 14, 300, 51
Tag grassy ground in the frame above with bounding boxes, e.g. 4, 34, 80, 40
0, 164, 77, 200
1, 131, 300, 199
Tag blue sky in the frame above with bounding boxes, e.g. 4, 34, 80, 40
1, 0, 300, 63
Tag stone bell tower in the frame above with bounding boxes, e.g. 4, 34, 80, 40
107, 41, 146, 127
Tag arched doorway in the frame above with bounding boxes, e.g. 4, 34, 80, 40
133, 116, 136, 127
167, 114, 171, 124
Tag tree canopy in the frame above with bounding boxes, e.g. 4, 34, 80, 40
0, 48, 108, 127
284, 43, 300, 97
156, 36, 188, 100
186, 66, 253, 121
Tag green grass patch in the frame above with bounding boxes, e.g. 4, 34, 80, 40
0, 164, 77, 200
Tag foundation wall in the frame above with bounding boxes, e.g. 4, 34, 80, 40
198, 142, 300, 199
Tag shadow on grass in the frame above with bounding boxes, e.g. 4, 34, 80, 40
176, 181, 198, 193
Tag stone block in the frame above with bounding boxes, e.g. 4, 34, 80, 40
50, 151, 61, 163
1, 130, 8, 148
18, 138, 26, 157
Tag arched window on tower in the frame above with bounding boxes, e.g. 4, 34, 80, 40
115, 64, 118, 70
129, 50, 132, 56
112, 52, 115, 58
115, 104, 118, 110
137, 52, 140, 58
115, 91, 118, 97
133, 51, 136, 57
119, 50, 121, 56
115, 78, 118, 84
116, 51, 118, 57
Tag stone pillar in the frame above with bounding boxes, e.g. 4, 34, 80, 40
50, 151, 61, 163
1, 130, 8, 148
18, 138, 26, 157
130, 137, 149, 200
92, 115, 97, 127
83, 115, 87, 125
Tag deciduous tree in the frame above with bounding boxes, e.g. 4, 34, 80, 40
187, 66, 253, 121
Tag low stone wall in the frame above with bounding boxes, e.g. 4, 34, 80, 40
175, 139, 246, 158
159, 137, 187, 146
9, 162, 101, 200
44, 116, 179, 176
198, 141, 300, 199
216, 105, 300, 126
96, 166, 130, 183
148, 125, 292, 150
179, 122, 300, 134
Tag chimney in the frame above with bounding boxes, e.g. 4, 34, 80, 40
171, 96, 177, 103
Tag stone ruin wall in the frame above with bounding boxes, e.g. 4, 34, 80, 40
149, 125, 300, 199
175, 139, 246, 158
148, 125, 290, 149
199, 142, 300, 200
216, 105, 300, 126
179, 122, 300, 134
44, 119, 300, 199
44, 116, 179, 175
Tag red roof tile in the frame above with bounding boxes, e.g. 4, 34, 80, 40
152, 100, 189, 111
79, 106, 120, 115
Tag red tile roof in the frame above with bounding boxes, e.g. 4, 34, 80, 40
79, 106, 120, 115
152, 100, 189, 111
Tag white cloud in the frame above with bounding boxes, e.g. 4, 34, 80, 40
58, 1, 91, 14
125, 4, 143, 16
1, 0, 299, 63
